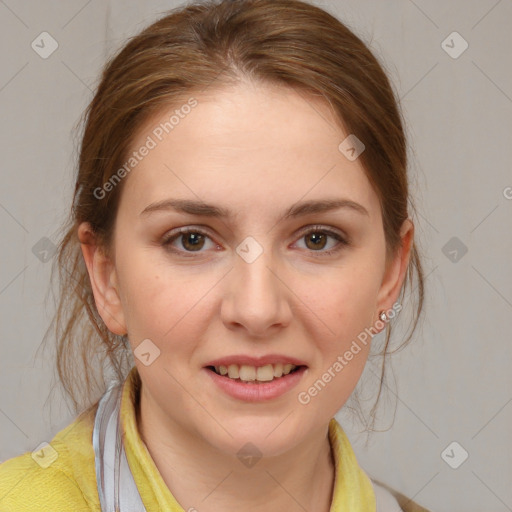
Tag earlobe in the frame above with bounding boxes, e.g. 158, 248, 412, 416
78, 222, 127, 336
376, 219, 414, 318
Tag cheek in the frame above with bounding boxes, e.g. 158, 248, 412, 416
301, 255, 383, 400
316, 260, 383, 341
303, 274, 378, 415
114, 247, 216, 350
116, 255, 171, 336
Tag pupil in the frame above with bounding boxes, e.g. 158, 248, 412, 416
183, 233, 204, 251
307, 233, 326, 250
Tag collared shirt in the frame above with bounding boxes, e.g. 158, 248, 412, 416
0, 366, 421, 511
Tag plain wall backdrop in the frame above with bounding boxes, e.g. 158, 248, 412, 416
1, 1, 511, 511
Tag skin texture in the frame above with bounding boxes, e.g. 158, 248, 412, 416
79, 79, 413, 512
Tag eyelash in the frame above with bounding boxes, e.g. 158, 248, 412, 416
160, 225, 350, 258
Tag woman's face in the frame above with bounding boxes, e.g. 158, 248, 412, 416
85, 80, 411, 457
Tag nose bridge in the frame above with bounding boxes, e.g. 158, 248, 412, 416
235, 235, 280, 302
223, 235, 291, 333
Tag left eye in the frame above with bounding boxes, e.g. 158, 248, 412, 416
162, 228, 216, 253
294, 227, 348, 255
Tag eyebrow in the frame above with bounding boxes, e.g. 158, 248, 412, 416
140, 197, 369, 220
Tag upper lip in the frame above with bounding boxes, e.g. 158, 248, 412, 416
204, 354, 308, 368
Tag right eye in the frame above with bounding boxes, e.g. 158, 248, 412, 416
161, 227, 220, 256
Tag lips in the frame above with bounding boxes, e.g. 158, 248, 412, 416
204, 363, 307, 401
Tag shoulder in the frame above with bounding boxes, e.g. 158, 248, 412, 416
0, 456, 92, 512
0, 407, 100, 512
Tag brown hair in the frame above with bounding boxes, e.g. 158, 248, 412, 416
44, 0, 424, 429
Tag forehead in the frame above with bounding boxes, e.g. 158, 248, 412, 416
119, 81, 379, 219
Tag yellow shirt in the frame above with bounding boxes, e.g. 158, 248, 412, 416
0, 367, 376, 511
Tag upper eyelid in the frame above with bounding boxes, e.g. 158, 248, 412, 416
163, 223, 345, 236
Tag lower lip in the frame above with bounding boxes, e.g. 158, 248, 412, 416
204, 366, 307, 402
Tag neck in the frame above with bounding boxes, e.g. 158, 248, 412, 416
137, 388, 335, 512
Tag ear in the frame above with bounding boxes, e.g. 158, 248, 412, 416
375, 218, 414, 323
78, 222, 127, 336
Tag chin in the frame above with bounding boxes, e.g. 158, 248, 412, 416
197, 415, 305, 460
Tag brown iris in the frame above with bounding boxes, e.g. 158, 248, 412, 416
304, 232, 328, 251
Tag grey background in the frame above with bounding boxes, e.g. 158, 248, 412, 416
1, 1, 511, 511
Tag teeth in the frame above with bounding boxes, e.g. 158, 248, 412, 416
213, 363, 298, 382
257, 364, 274, 382
227, 364, 239, 379
283, 363, 293, 374
239, 365, 256, 381
273, 363, 283, 378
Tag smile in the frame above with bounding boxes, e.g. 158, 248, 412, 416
204, 364, 308, 402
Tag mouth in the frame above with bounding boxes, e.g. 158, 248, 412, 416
205, 363, 306, 383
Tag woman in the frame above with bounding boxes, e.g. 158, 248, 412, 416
0, 0, 430, 510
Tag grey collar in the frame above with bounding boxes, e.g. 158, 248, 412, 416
93, 380, 147, 512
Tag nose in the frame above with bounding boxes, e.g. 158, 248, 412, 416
220, 242, 293, 337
